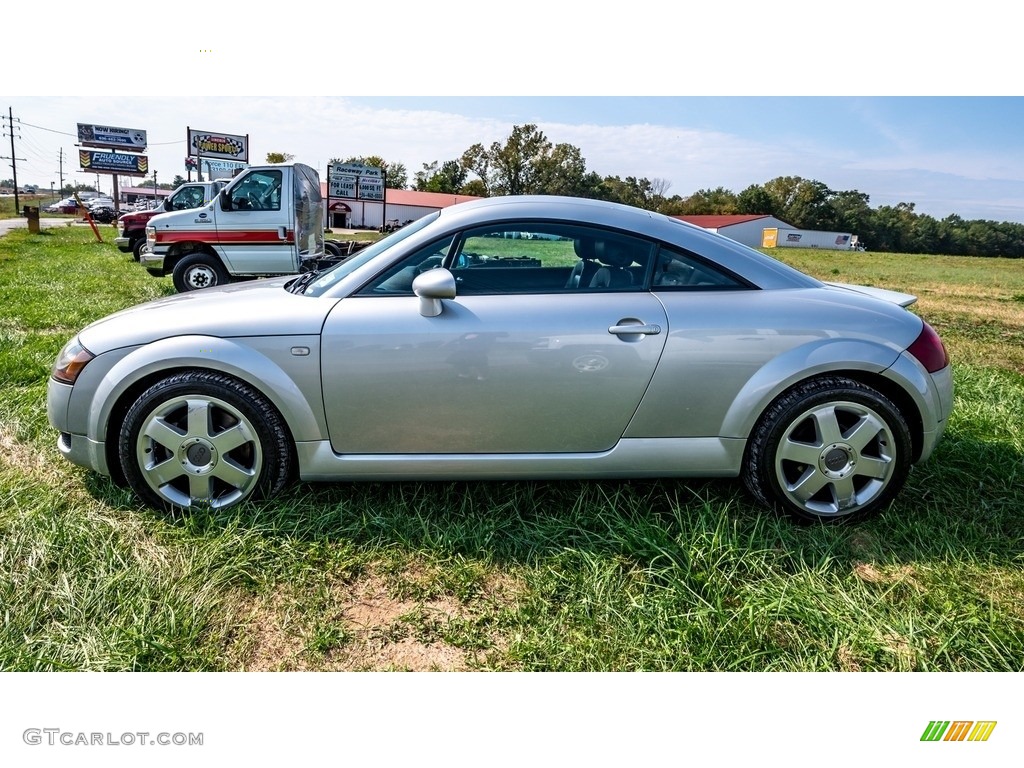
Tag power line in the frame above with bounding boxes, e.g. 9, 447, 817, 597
2, 107, 28, 210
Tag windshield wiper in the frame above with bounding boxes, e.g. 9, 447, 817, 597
288, 269, 321, 294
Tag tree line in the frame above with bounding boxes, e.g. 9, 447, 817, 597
399, 124, 1023, 258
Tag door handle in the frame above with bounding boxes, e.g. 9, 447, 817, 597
277, 226, 287, 241
608, 323, 661, 336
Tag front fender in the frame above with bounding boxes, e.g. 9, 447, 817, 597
719, 338, 902, 438
69, 334, 326, 445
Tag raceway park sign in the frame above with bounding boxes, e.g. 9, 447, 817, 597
328, 163, 384, 200
188, 128, 249, 162
79, 150, 148, 176
77, 123, 147, 151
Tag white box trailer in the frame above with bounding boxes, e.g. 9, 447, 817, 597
762, 227, 857, 250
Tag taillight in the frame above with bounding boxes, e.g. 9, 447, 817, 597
906, 321, 949, 373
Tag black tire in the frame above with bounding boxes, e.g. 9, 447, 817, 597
172, 252, 229, 292
742, 376, 912, 524
323, 240, 342, 258
131, 236, 147, 262
118, 370, 293, 512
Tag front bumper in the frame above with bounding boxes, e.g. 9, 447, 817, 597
47, 378, 110, 476
140, 247, 165, 275
114, 236, 132, 252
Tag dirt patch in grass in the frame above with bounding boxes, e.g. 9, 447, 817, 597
0, 423, 50, 474
231, 567, 525, 672
852, 561, 922, 590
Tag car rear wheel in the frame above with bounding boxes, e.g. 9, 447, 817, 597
743, 377, 912, 523
118, 371, 293, 512
173, 253, 229, 292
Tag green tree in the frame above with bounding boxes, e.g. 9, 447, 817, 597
830, 189, 873, 235
460, 144, 492, 196
414, 160, 467, 193
598, 175, 656, 208
678, 186, 739, 215
762, 176, 836, 229
531, 143, 591, 197
265, 152, 294, 163
736, 184, 776, 216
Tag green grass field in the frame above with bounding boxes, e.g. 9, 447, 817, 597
1, 227, 1021, 671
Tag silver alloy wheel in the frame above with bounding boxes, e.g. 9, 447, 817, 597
773, 400, 896, 517
135, 394, 263, 508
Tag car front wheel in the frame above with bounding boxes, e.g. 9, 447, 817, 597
172, 253, 229, 292
118, 371, 293, 511
132, 237, 147, 261
743, 377, 912, 523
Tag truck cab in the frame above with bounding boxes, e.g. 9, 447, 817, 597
141, 163, 324, 292
116, 179, 229, 260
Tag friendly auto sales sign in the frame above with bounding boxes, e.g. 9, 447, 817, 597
77, 123, 148, 151
188, 128, 249, 163
79, 150, 149, 176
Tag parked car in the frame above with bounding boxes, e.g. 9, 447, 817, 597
45, 198, 79, 214
89, 205, 119, 224
47, 196, 952, 523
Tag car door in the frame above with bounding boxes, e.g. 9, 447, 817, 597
320, 222, 668, 455
211, 168, 295, 275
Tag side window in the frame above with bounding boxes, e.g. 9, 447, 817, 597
357, 236, 457, 295
229, 170, 283, 211
169, 186, 198, 210
451, 223, 653, 295
653, 246, 749, 290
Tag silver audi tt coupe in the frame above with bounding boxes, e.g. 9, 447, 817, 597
47, 196, 953, 522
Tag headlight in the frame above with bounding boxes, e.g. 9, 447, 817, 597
146, 225, 156, 246
52, 338, 95, 384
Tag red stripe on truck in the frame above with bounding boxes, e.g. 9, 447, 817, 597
155, 230, 294, 244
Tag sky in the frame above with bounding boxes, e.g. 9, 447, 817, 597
4, 3, 1023, 223
7, 96, 1024, 223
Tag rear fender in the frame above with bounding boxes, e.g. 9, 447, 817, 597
719, 338, 903, 438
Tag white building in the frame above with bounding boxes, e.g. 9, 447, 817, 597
323, 186, 480, 230
672, 214, 795, 248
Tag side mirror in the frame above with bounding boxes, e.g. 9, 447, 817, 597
219, 188, 232, 211
412, 268, 456, 317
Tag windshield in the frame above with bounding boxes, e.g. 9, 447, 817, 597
302, 212, 441, 296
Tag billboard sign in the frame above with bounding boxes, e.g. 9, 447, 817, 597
187, 157, 248, 177
188, 128, 249, 162
79, 150, 148, 176
328, 163, 384, 199
77, 123, 147, 151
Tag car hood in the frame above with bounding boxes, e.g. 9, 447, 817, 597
78, 278, 338, 354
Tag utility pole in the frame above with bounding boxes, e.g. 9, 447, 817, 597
2, 107, 27, 212
58, 147, 65, 193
